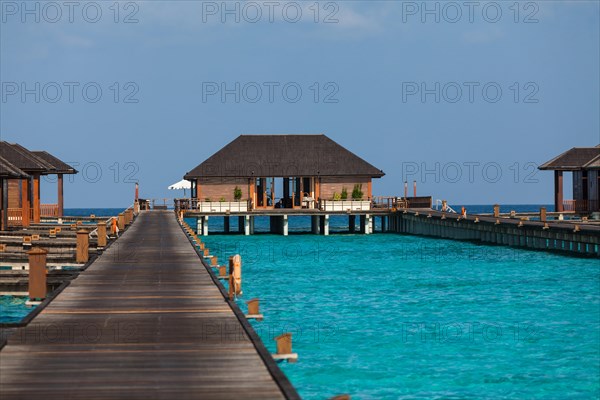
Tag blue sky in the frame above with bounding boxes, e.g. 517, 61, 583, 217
1, 1, 599, 207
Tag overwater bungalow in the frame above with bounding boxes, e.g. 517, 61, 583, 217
539, 145, 600, 214
183, 135, 385, 212
0, 142, 77, 229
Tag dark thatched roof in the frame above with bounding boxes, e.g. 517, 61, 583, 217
0, 142, 51, 172
184, 135, 385, 179
32, 151, 78, 174
539, 145, 600, 171
0, 156, 30, 178
0, 142, 77, 175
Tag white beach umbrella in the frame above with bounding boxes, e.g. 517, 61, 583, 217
168, 179, 192, 196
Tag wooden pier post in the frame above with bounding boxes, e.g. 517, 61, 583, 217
28, 247, 48, 300
493, 204, 500, 218
211, 256, 218, 267
97, 221, 107, 248
118, 213, 125, 231
238, 216, 245, 234
224, 216, 230, 233
76, 229, 89, 263
359, 215, 366, 234
273, 333, 298, 363
312, 215, 320, 234
245, 298, 264, 321
540, 207, 547, 223
349, 215, 356, 233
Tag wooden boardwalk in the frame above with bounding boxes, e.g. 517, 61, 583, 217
0, 211, 298, 399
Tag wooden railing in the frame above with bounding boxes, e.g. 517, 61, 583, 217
6, 208, 30, 226
175, 198, 250, 213
320, 200, 371, 212
40, 203, 59, 217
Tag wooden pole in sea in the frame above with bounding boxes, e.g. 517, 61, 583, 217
97, 221, 107, 248
28, 247, 48, 300
76, 229, 89, 263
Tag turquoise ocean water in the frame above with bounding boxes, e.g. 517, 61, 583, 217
200, 232, 599, 399
0, 296, 31, 324
3, 206, 598, 399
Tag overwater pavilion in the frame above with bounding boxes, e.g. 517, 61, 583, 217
183, 135, 385, 211
539, 145, 600, 213
0, 142, 77, 229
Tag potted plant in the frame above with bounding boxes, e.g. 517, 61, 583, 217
341, 187, 348, 200
333, 192, 341, 201
233, 186, 242, 201
351, 184, 363, 200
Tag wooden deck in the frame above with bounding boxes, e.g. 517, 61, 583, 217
0, 211, 298, 399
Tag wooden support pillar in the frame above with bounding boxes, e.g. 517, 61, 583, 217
323, 214, 329, 236
224, 216, 230, 233
540, 207, 547, 223
249, 179, 256, 209
554, 171, 564, 212
360, 215, 366, 234
76, 229, 89, 263
28, 247, 48, 300
97, 221, 107, 248
283, 215, 288, 236
381, 216, 387, 232
21, 179, 30, 227
311, 215, 319, 234
238, 216, 244, 233
57, 173, 64, 217
32, 174, 41, 223
1, 178, 7, 231
493, 204, 500, 218
349, 215, 356, 233
118, 213, 125, 230
273, 333, 298, 363
244, 215, 250, 235
245, 298, 263, 321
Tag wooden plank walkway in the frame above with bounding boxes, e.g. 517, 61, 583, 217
0, 211, 297, 399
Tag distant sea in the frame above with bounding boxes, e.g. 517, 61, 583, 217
64, 208, 128, 217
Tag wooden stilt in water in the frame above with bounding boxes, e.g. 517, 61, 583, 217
76, 229, 89, 263
28, 247, 47, 301
245, 298, 264, 321
272, 333, 298, 362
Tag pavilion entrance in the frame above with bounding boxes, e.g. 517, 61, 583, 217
253, 177, 315, 209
